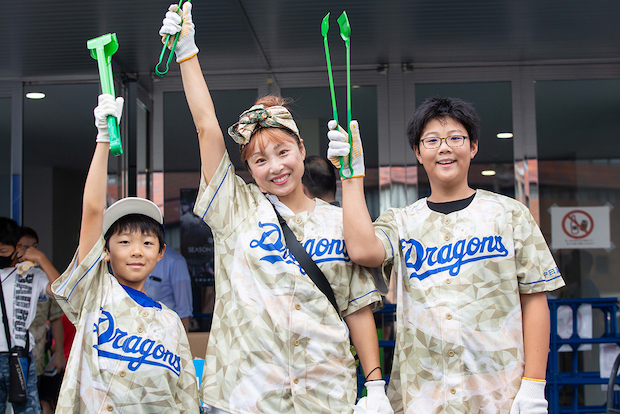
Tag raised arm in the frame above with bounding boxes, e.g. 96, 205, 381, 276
180, 57, 225, 182
160, 3, 225, 184
328, 121, 385, 267
78, 95, 123, 262
20, 246, 61, 295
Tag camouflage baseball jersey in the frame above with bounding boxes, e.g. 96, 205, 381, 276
374, 190, 565, 414
31, 287, 63, 376
194, 152, 382, 414
52, 237, 199, 413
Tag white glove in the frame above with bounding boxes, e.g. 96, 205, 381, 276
509, 378, 548, 414
159, 3, 199, 63
327, 120, 365, 179
94, 94, 124, 143
350, 381, 393, 414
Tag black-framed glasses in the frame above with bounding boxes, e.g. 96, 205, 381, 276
420, 135, 469, 149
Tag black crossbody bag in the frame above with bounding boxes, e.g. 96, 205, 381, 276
272, 207, 340, 315
0, 269, 30, 404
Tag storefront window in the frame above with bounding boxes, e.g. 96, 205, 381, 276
536, 78, 620, 407
536, 79, 620, 299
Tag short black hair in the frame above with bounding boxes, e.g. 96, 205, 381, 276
0, 217, 21, 247
407, 96, 481, 150
104, 214, 165, 252
20, 227, 38, 243
302, 156, 337, 199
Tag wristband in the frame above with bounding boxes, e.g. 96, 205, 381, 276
365, 366, 381, 382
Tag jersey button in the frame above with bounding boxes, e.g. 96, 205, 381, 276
141, 311, 148, 317
450, 388, 456, 394
120, 371, 126, 377
294, 340, 300, 346
107, 405, 113, 411
448, 350, 455, 357
296, 235, 303, 242
445, 218, 451, 225
295, 304, 301, 310
295, 218, 302, 224
444, 234, 450, 241
445, 279, 451, 284
293, 378, 299, 384
446, 314, 453, 320
137, 327, 144, 333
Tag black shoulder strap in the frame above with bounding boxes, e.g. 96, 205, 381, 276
0, 269, 16, 349
272, 207, 340, 315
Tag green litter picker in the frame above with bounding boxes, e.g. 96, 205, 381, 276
87, 33, 122, 156
321, 11, 353, 179
155, 0, 192, 77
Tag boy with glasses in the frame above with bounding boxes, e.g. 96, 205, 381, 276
328, 96, 565, 413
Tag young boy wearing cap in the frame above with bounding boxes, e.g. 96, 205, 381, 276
51, 95, 199, 413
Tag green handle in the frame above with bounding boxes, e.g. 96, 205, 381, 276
87, 33, 122, 156
155, 0, 187, 77
337, 11, 353, 179
321, 13, 348, 177
344, 38, 352, 179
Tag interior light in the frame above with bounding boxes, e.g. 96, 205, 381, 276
26, 92, 45, 100
481, 170, 496, 176
496, 132, 513, 139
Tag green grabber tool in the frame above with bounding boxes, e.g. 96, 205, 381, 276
321, 13, 347, 177
321, 12, 353, 178
87, 33, 122, 156
155, 0, 191, 77
337, 12, 353, 178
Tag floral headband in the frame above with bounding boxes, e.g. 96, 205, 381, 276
228, 104, 300, 148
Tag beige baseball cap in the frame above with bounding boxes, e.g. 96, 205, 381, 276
102, 197, 164, 235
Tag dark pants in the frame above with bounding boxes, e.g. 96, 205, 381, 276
0, 352, 41, 414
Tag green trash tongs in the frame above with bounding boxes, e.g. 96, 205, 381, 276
321, 11, 353, 179
155, 0, 192, 77
87, 33, 122, 156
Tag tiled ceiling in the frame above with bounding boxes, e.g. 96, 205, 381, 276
3, 0, 620, 83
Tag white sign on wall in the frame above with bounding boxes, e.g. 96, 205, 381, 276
550, 205, 612, 250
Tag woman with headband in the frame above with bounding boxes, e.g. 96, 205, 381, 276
159, 3, 393, 414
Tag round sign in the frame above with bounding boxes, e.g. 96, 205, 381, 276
562, 210, 594, 239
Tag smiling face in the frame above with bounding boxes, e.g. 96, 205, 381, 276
244, 128, 307, 203
104, 229, 165, 291
414, 117, 478, 201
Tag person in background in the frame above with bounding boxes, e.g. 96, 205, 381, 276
18, 227, 65, 414
0, 218, 60, 414
145, 248, 193, 331
302, 155, 339, 206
